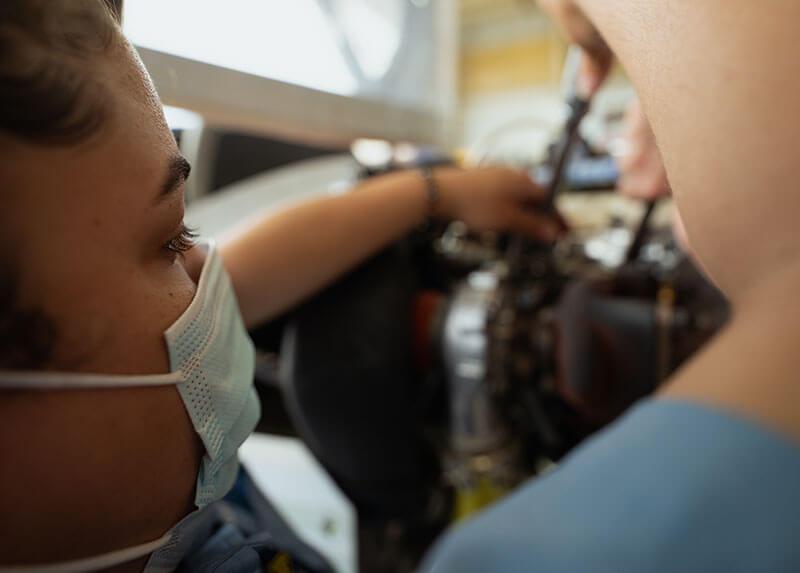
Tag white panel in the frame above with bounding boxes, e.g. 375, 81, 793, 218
124, 0, 358, 95
185, 155, 359, 236
122, 1, 452, 144
239, 433, 357, 573
137, 47, 442, 146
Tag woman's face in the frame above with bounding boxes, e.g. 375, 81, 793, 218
0, 38, 211, 566
0, 42, 199, 376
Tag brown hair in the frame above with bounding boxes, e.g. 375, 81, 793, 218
0, 0, 120, 368
0, 0, 120, 144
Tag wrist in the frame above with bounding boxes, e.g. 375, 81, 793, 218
420, 166, 442, 219
423, 167, 461, 221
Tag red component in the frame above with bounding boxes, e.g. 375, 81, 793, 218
412, 291, 444, 372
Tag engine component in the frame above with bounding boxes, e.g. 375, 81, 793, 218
273, 48, 728, 571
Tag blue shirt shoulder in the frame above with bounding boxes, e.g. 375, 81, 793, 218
422, 399, 800, 573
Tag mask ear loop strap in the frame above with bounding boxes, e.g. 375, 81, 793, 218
0, 370, 183, 389
0, 533, 172, 573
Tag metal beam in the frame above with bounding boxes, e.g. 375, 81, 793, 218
137, 47, 443, 147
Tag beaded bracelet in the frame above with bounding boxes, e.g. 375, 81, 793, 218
421, 165, 440, 218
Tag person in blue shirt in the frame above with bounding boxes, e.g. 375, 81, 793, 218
422, 1, 800, 571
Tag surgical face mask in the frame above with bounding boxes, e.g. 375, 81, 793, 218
0, 239, 260, 572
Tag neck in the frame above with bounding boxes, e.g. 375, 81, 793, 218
663, 256, 800, 440
733, 254, 800, 321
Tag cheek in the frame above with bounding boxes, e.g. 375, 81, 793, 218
43, 257, 197, 375
10, 176, 197, 375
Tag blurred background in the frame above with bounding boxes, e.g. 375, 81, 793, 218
119, 0, 634, 207
113, 5, 671, 573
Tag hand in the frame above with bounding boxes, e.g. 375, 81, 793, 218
614, 99, 671, 200
614, 100, 695, 255
433, 166, 565, 242
537, 0, 613, 97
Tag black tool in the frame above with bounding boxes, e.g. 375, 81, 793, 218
508, 47, 592, 273
624, 199, 658, 264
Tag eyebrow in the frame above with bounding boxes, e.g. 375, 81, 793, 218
157, 155, 192, 202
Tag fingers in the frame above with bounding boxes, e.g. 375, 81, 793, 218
504, 208, 565, 242
614, 100, 671, 200
510, 169, 548, 203
480, 167, 565, 240
538, 0, 613, 95
578, 53, 612, 98
481, 166, 548, 203
617, 170, 670, 200
442, 165, 565, 241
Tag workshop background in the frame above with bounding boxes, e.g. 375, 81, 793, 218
114, 4, 659, 573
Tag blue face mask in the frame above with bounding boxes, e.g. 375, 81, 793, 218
0, 239, 260, 571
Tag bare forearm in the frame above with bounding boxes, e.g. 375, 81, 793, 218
220, 170, 429, 328
220, 164, 559, 327
575, 0, 800, 301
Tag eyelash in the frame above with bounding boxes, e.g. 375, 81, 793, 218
164, 224, 198, 256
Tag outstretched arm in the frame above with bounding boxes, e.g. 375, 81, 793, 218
220, 166, 562, 328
